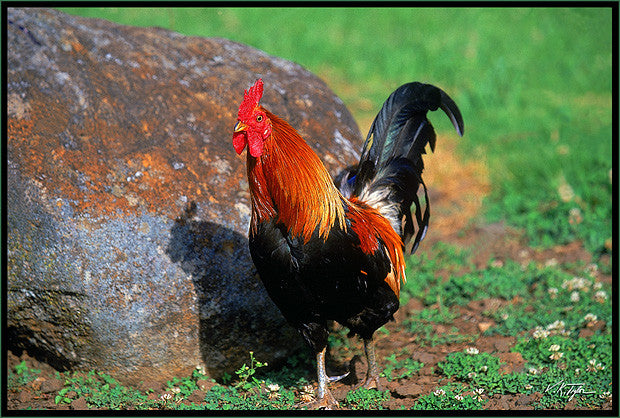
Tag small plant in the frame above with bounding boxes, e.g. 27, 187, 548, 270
234, 351, 268, 391
343, 387, 390, 410
382, 354, 423, 381
8, 360, 41, 389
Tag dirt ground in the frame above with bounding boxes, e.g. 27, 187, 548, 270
5, 136, 612, 411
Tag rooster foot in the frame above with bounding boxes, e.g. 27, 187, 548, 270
355, 374, 383, 391
306, 391, 339, 410
354, 338, 384, 391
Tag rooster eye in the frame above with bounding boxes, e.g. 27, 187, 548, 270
256, 115, 263, 122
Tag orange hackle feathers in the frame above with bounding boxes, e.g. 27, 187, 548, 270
248, 110, 346, 243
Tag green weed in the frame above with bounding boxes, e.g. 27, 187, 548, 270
438, 349, 529, 396
233, 351, 267, 391
199, 352, 297, 410
382, 353, 423, 381
55, 370, 155, 409
343, 387, 390, 410
8, 360, 41, 389
412, 383, 486, 410
200, 384, 296, 410
402, 242, 472, 304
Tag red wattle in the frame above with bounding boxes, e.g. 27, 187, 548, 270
233, 132, 247, 154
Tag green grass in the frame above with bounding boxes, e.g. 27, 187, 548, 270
57, 7, 613, 261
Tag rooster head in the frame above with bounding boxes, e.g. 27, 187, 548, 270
233, 78, 272, 157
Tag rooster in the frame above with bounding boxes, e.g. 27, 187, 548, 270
232, 79, 463, 409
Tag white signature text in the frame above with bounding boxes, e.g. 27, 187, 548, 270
545, 380, 596, 401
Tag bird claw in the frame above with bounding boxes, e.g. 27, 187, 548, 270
328, 371, 350, 383
355, 374, 383, 391
306, 393, 339, 410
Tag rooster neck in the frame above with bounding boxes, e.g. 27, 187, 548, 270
246, 111, 346, 242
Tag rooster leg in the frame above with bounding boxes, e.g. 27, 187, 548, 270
308, 347, 339, 409
359, 337, 382, 390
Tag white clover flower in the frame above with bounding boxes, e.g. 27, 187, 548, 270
587, 360, 598, 372
545, 258, 559, 267
533, 327, 550, 339
467, 372, 477, 379
524, 384, 533, 390
548, 287, 559, 298
434, 388, 446, 396
594, 290, 608, 303
568, 207, 583, 225
549, 344, 561, 352
570, 291, 580, 302
267, 383, 280, 392
558, 179, 575, 202
454, 394, 464, 401
585, 263, 599, 277
160, 393, 172, 401
593, 282, 603, 291
574, 368, 581, 375
546, 320, 566, 331
491, 259, 504, 268
529, 367, 540, 375
474, 388, 485, 395
480, 366, 488, 372
587, 359, 605, 372
562, 277, 590, 291
549, 352, 564, 361
584, 313, 597, 322
465, 347, 479, 355
171, 387, 181, 394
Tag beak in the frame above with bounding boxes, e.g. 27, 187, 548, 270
234, 121, 248, 133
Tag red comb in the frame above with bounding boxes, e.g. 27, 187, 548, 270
238, 78, 264, 120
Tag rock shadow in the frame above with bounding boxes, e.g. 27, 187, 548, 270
166, 202, 304, 379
